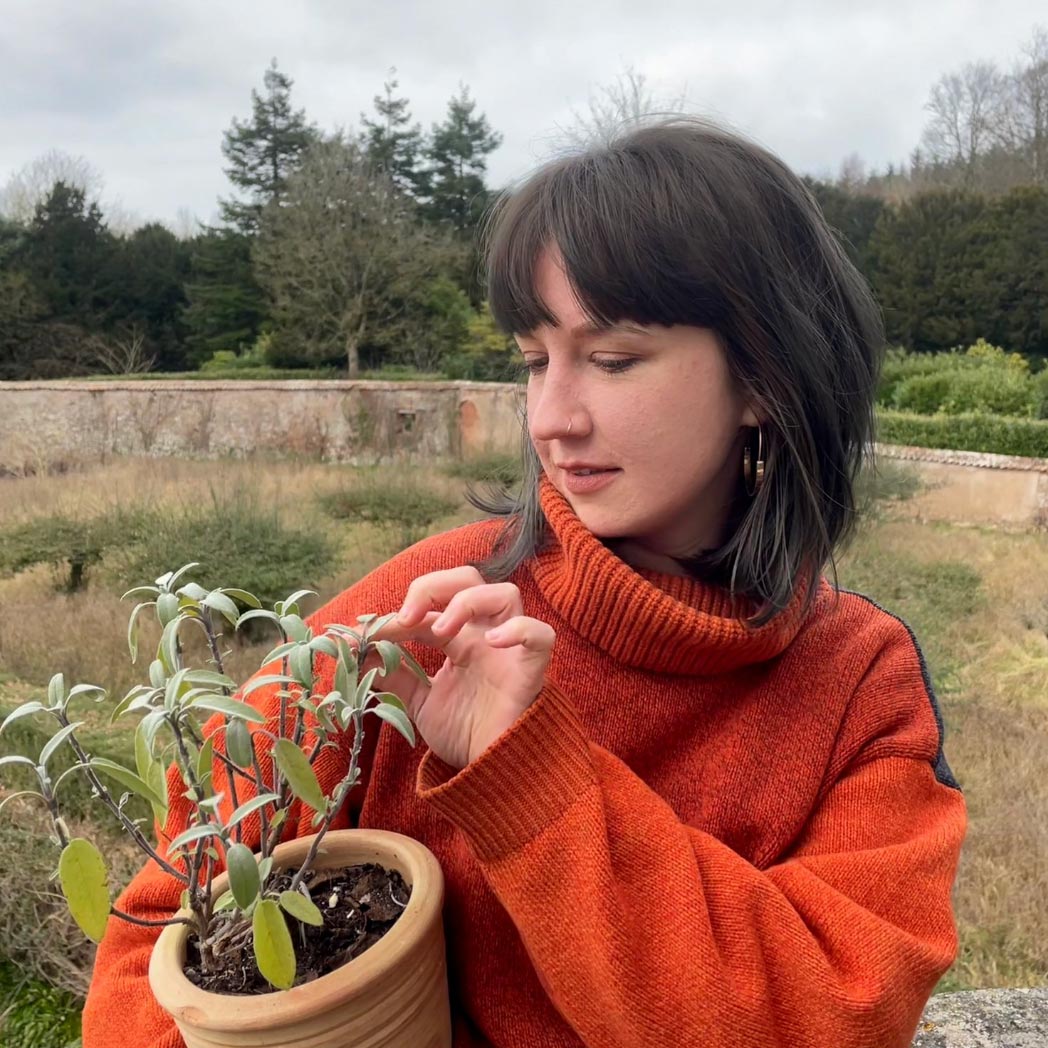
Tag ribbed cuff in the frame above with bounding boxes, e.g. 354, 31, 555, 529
415, 679, 597, 861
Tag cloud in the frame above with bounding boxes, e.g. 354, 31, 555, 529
0, 0, 1043, 227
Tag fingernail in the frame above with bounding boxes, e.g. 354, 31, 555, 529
432, 613, 448, 632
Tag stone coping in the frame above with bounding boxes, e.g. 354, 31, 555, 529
912, 987, 1048, 1046
874, 443, 1048, 473
0, 379, 515, 393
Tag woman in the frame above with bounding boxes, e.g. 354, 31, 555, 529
83, 117, 966, 1048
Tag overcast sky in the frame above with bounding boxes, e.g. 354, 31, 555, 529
1, 1, 1044, 231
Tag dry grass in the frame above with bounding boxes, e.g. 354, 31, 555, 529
0, 455, 1045, 997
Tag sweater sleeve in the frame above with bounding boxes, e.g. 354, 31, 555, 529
416, 645, 967, 1048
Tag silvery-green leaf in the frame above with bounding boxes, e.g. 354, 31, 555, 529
225, 716, 254, 768
189, 695, 267, 723
149, 659, 167, 689
289, 645, 313, 689
202, 591, 240, 626
40, 722, 84, 769
163, 563, 200, 591
281, 590, 317, 616
0, 754, 38, 771
258, 855, 274, 884
236, 609, 281, 631
279, 614, 308, 643
369, 702, 416, 747
158, 617, 180, 676
308, 636, 338, 659
261, 640, 298, 666
196, 735, 215, 782
362, 612, 397, 637
65, 683, 105, 707
242, 674, 298, 698
397, 644, 430, 685
372, 692, 407, 714
122, 584, 160, 601
1, 702, 46, 734
156, 592, 180, 628
0, 790, 46, 818
213, 887, 236, 912
184, 669, 236, 690
226, 792, 281, 829
374, 640, 401, 679
353, 667, 380, 710
89, 758, 166, 809
221, 588, 261, 609
48, 673, 65, 709
165, 821, 224, 854
177, 581, 208, 602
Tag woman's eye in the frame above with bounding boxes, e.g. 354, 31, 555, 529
594, 358, 636, 374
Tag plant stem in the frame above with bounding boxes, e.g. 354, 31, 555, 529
110, 907, 194, 930
52, 711, 188, 884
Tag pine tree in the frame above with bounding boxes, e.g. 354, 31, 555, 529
219, 59, 319, 236
360, 69, 426, 199
422, 85, 502, 234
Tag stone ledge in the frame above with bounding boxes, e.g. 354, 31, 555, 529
912, 988, 1048, 1046
875, 442, 1048, 473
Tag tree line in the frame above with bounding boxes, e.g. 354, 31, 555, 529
1, 29, 1047, 381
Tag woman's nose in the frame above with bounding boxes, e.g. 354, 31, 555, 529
528, 375, 588, 442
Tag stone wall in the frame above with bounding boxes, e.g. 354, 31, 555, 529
0, 379, 524, 475
2, 380, 1046, 531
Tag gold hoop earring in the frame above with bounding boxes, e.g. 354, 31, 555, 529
743, 424, 765, 497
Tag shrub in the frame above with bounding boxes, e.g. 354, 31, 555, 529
893, 366, 1036, 418
442, 452, 523, 487
0, 960, 82, 1048
0, 507, 160, 591
876, 410, 1048, 458
100, 485, 339, 609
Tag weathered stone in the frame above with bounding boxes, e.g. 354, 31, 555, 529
911, 988, 1048, 1047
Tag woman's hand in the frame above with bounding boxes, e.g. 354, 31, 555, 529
358, 566, 555, 770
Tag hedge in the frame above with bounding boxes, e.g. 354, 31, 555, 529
875, 410, 1048, 459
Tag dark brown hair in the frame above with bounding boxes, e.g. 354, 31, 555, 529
466, 117, 885, 628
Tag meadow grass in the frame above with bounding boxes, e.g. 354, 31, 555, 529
0, 451, 1043, 1020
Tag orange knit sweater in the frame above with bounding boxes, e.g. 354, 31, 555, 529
81, 476, 967, 1048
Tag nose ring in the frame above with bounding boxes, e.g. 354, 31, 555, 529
567, 418, 574, 434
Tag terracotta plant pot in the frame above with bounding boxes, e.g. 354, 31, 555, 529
148, 828, 451, 1048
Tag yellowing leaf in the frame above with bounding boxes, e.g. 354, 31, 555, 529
253, 898, 296, 990
58, 838, 110, 943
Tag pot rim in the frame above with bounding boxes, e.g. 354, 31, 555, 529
147, 828, 444, 1032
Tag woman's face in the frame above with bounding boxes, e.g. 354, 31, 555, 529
520, 248, 759, 570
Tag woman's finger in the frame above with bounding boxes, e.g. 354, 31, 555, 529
397, 566, 486, 626
484, 615, 556, 658
431, 582, 524, 637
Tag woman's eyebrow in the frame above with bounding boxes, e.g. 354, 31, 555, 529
568, 320, 650, 340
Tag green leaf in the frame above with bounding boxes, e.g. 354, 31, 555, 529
253, 898, 296, 990
225, 716, 254, 769
374, 640, 402, 679
40, 721, 84, 769
242, 674, 298, 698
183, 669, 237, 690
127, 601, 153, 664
161, 563, 200, 590
397, 643, 430, 685
261, 640, 299, 666
177, 581, 208, 602
58, 838, 110, 943
158, 617, 181, 676
166, 821, 224, 854
0, 754, 38, 773
279, 890, 323, 927
0, 702, 46, 734
370, 702, 416, 747
146, 758, 168, 828
156, 592, 180, 628
308, 635, 338, 659
213, 888, 236, 912
258, 856, 274, 885
65, 683, 105, 708
236, 609, 280, 631
226, 792, 281, 829
0, 789, 47, 819
48, 673, 66, 709
89, 758, 166, 809
225, 843, 261, 910
196, 736, 215, 783
353, 667, 380, 710
221, 588, 261, 609
279, 614, 308, 643
189, 696, 268, 723
361, 612, 398, 638
121, 584, 160, 601
289, 645, 313, 689
149, 659, 167, 689
273, 739, 326, 812
202, 591, 240, 626
281, 590, 318, 616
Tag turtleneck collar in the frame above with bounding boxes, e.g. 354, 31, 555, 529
527, 474, 821, 675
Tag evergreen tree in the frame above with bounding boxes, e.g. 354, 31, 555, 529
360, 68, 427, 198
219, 59, 319, 236
21, 180, 115, 326
802, 177, 886, 273
182, 227, 267, 365
422, 85, 502, 234
866, 190, 990, 352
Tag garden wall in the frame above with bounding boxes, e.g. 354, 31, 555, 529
1, 380, 1046, 530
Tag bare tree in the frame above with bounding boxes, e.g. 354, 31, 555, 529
554, 65, 688, 150
919, 60, 1009, 186
996, 25, 1048, 184
0, 150, 105, 223
87, 324, 157, 375
253, 136, 455, 377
